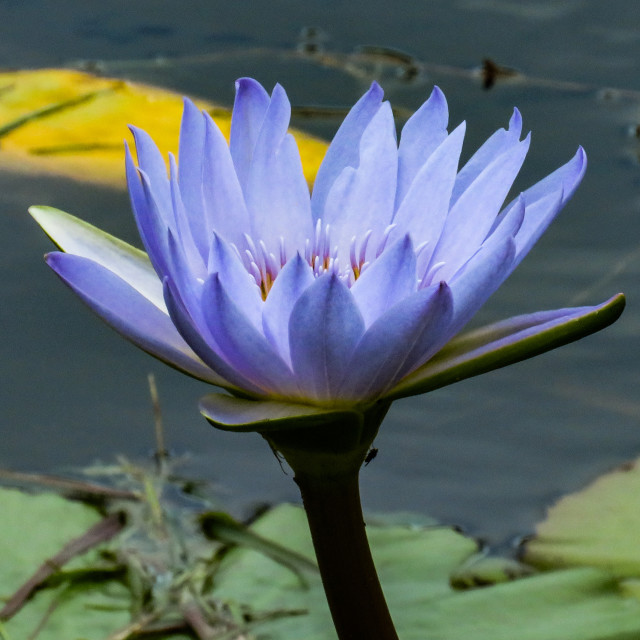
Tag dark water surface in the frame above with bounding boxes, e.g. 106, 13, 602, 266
2, 0, 640, 547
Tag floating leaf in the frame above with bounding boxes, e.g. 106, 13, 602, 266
212, 503, 640, 640
523, 457, 640, 578
0, 487, 103, 590
0, 68, 327, 187
0, 487, 131, 639
449, 553, 535, 589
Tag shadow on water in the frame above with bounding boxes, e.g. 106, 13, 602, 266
2, 0, 640, 547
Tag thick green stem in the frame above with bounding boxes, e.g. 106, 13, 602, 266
295, 469, 399, 640
262, 401, 399, 640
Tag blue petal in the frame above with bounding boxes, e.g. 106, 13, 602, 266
125, 149, 171, 279
509, 147, 587, 267
201, 274, 298, 396
391, 122, 466, 267
395, 86, 449, 208
128, 125, 172, 222
207, 233, 263, 330
163, 277, 264, 394
450, 108, 523, 206
262, 254, 315, 365
244, 84, 313, 258
202, 112, 251, 248
289, 274, 365, 401
133, 168, 172, 278
320, 101, 398, 264
45, 252, 225, 386
339, 282, 454, 401
448, 235, 517, 334
168, 154, 207, 274
177, 98, 206, 235
432, 134, 530, 280
311, 82, 385, 221
350, 235, 417, 328
229, 77, 270, 191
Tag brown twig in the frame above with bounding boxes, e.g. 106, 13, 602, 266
0, 512, 125, 620
0, 468, 141, 502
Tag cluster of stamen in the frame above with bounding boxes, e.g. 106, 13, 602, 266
238, 219, 398, 300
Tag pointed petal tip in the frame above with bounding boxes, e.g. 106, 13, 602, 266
44, 250, 62, 266
575, 145, 587, 167
430, 85, 445, 100
369, 80, 384, 92
234, 77, 267, 95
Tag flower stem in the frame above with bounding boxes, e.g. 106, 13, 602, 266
295, 468, 399, 640
262, 402, 398, 640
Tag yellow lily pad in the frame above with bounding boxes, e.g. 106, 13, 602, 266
0, 68, 327, 188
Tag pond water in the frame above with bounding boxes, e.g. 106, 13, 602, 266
1, 0, 640, 549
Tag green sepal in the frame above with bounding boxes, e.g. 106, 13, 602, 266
200, 393, 389, 479
29, 205, 164, 309
386, 293, 625, 402
199, 393, 361, 434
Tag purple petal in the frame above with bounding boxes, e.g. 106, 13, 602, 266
391, 122, 466, 266
207, 233, 263, 330
229, 77, 271, 191
133, 169, 172, 278
243, 84, 313, 257
168, 154, 207, 274
128, 125, 171, 221
45, 252, 225, 385
125, 151, 171, 279
339, 282, 454, 401
350, 235, 417, 328
177, 98, 206, 230
518, 145, 586, 208
262, 254, 315, 365
202, 112, 252, 248
163, 277, 264, 394
201, 274, 298, 396
513, 189, 563, 267
320, 102, 398, 264
448, 234, 517, 333
450, 108, 523, 206
432, 134, 530, 279
395, 86, 449, 208
488, 195, 526, 245
505, 147, 587, 267
289, 274, 365, 401
311, 82, 385, 220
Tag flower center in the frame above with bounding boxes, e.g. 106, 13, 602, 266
239, 220, 396, 300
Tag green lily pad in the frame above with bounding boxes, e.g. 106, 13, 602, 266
0, 487, 131, 639
523, 457, 640, 578
0, 487, 103, 589
212, 504, 640, 640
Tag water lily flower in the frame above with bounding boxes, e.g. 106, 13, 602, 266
32, 79, 625, 640
31, 78, 624, 414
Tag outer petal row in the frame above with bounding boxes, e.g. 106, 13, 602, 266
44, 252, 227, 386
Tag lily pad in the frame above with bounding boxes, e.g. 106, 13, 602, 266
212, 503, 640, 640
0, 68, 327, 188
523, 457, 640, 578
0, 487, 131, 639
